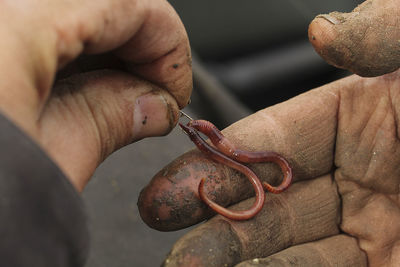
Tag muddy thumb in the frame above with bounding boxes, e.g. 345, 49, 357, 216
40, 70, 180, 191
308, 0, 400, 77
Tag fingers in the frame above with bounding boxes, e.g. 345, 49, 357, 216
38, 70, 179, 191
162, 176, 340, 267
235, 235, 367, 267
139, 75, 342, 231
308, 0, 400, 77
114, 1, 192, 108
56, 0, 192, 107
0, 0, 191, 132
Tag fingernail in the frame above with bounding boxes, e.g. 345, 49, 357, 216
132, 91, 178, 140
316, 14, 341, 25
308, 15, 338, 47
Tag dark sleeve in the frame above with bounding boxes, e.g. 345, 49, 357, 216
0, 113, 89, 267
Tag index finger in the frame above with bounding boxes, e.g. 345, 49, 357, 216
59, 0, 192, 108
138, 74, 352, 231
1, 0, 191, 129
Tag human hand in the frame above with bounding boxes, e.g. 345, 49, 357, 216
308, 0, 400, 77
139, 70, 400, 267
138, 0, 400, 265
0, 0, 192, 191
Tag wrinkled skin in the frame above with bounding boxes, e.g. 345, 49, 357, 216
309, 0, 400, 77
139, 0, 400, 266
0, 0, 192, 191
143, 71, 400, 267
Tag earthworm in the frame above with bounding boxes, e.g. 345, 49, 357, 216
188, 119, 293, 193
179, 123, 265, 220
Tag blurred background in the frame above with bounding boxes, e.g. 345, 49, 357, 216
83, 1, 363, 266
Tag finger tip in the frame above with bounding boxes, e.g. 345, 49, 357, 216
122, 39, 193, 109
137, 181, 174, 231
163, 48, 193, 109
137, 151, 210, 231
176, 81, 193, 109
309, 18, 351, 70
308, 18, 338, 53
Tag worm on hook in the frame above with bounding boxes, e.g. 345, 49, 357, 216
179, 123, 265, 220
188, 119, 292, 194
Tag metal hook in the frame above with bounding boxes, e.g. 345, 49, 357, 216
179, 110, 193, 121
178, 110, 194, 137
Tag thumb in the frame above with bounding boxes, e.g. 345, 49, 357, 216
308, 0, 400, 77
38, 70, 179, 191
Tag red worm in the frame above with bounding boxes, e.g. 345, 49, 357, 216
188, 119, 293, 193
179, 123, 265, 220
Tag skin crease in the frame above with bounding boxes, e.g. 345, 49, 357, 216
308, 0, 400, 77
3, 0, 400, 267
157, 70, 400, 267
0, 0, 192, 191
149, 1, 400, 266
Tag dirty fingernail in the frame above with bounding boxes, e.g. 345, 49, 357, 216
316, 14, 341, 25
132, 91, 178, 140
308, 16, 338, 48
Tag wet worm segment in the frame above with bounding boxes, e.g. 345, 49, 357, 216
179, 123, 265, 220
188, 119, 293, 194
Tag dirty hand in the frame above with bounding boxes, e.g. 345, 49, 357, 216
140, 71, 400, 267
0, 0, 192, 192
308, 0, 400, 77
138, 1, 400, 266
